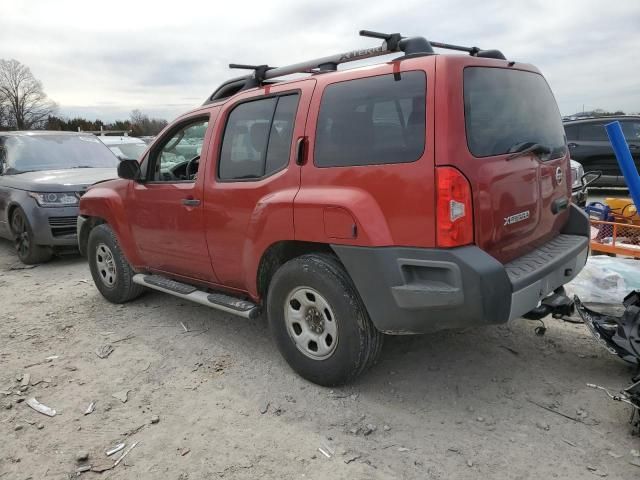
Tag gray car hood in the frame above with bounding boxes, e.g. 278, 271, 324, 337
1, 168, 118, 192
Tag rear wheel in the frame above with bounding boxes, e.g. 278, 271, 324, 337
11, 208, 52, 265
88, 224, 144, 303
267, 253, 383, 386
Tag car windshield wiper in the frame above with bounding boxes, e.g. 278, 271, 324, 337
70, 165, 94, 169
506, 142, 552, 161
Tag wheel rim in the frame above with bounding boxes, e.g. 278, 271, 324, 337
284, 287, 338, 360
11, 212, 30, 259
95, 243, 117, 287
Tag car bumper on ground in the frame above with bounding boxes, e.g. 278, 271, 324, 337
333, 205, 590, 334
28, 204, 80, 247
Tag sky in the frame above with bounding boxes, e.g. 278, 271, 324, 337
1, 0, 639, 122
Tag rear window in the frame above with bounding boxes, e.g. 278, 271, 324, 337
315, 71, 426, 167
464, 67, 566, 159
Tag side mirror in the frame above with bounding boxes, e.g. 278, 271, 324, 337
117, 159, 141, 180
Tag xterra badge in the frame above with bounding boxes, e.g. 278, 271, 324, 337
504, 210, 530, 226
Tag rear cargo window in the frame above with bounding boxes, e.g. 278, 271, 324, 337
464, 67, 566, 159
315, 71, 426, 167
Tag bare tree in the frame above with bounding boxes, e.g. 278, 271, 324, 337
0, 59, 57, 129
129, 109, 168, 136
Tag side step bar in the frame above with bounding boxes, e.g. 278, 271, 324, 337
132, 274, 260, 320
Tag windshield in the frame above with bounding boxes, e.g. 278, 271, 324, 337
108, 143, 147, 161
464, 67, 566, 159
2, 135, 119, 174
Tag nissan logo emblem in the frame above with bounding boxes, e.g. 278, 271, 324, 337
555, 167, 563, 184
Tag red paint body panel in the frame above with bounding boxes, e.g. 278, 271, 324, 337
79, 178, 144, 266
323, 207, 357, 239
295, 58, 436, 248
79, 53, 571, 301
202, 79, 317, 297
433, 56, 570, 263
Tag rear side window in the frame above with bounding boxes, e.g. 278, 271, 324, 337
578, 122, 608, 141
219, 93, 299, 180
464, 67, 566, 158
315, 71, 426, 167
621, 120, 640, 142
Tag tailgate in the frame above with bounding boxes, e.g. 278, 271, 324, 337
442, 64, 571, 264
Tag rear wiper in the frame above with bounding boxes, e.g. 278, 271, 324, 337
506, 142, 552, 161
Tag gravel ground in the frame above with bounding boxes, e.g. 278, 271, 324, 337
1, 238, 639, 479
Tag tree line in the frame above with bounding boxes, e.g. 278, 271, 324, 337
44, 110, 168, 137
0, 58, 167, 136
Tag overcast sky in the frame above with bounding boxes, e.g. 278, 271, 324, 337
1, 0, 639, 122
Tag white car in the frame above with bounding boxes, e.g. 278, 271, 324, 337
99, 136, 147, 161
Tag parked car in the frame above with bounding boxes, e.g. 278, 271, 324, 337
563, 116, 640, 187
78, 32, 589, 385
99, 135, 148, 161
0, 131, 118, 264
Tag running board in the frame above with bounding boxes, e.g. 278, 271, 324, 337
132, 274, 260, 320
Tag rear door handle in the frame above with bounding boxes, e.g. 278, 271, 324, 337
295, 136, 307, 166
567, 143, 578, 149
182, 198, 201, 207
629, 144, 639, 150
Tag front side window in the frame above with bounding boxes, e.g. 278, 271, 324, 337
464, 67, 566, 159
219, 93, 299, 180
578, 122, 608, 142
150, 119, 208, 182
315, 71, 426, 167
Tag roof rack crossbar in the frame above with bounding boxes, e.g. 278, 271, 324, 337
429, 41, 480, 55
206, 30, 507, 104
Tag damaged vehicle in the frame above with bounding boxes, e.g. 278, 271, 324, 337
78, 30, 590, 385
0, 132, 118, 264
577, 291, 640, 432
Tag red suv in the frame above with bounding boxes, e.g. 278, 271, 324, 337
78, 31, 589, 385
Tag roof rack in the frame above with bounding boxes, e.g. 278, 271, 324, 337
203, 30, 506, 104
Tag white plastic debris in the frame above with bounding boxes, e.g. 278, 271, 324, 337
25, 397, 56, 417
106, 443, 126, 456
84, 401, 96, 415
564, 256, 640, 304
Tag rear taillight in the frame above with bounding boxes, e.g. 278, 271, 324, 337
436, 166, 473, 247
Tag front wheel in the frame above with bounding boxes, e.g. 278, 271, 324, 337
88, 224, 144, 303
11, 208, 52, 265
267, 253, 383, 386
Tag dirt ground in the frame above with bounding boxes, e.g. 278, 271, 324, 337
1, 239, 639, 480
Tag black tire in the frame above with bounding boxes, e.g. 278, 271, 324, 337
10, 208, 52, 265
87, 224, 144, 303
267, 253, 383, 386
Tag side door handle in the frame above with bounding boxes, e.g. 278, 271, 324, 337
295, 136, 307, 166
629, 144, 639, 150
567, 143, 578, 149
182, 198, 201, 207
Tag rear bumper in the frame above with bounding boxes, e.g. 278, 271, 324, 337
332, 205, 590, 334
